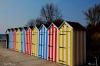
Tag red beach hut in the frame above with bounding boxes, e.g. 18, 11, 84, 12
48, 23, 58, 62
13, 28, 16, 51
25, 27, 32, 55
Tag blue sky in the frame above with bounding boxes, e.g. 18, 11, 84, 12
0, 0, 100, 33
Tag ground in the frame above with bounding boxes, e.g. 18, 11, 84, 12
0, 47, 65, 66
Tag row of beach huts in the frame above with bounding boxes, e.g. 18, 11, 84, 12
6, 21, 86, 66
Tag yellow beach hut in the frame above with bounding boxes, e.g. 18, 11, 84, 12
57, 21, 86, 66
31, 26, 39, 56
15, 28, 21, 52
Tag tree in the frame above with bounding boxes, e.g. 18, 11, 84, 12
85, 4, 100, 26
40, 3, 62, 22
26, 3, 63, 28
35, 17, 44, 28
85, 4, 100, 56
26, 19, 36, 27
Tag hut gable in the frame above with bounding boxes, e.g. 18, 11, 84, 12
19, 27, 23, 31
48, 23, 57, 29
32, 26, 38, 31
58, 21, 72, 30
24, 27, 28, 30
6, 29, 10, 33
39, 24, 47, 30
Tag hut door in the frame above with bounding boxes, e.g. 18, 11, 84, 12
39, 29, 44, 58
48, 28, 53, 60
21, 32, 23, 52
13, 31, 16, 51
38, 30, 42, 57
32, 31, 38, 56
32, 33, 35, 55
59, 30, 67, 64
41, 30, 45, 58
26, 31, 29, 54
59, 25, 71, 65
44, 30, 48, 59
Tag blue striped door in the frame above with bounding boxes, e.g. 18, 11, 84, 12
9, 31, 13, 49
21, 29, 26, 53
38, 25, 48, 59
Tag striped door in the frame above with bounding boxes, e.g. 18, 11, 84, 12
9, 31, 12, 49
16, 30, 21, 52
26, 28, 32, 55
21, 31, 23, 52
48, 24, 58, 62
22, 29, 26, 53
13, 31, 16, 51
29, 29, 32, 55
38, 29, 42, 57
58, 24, 71, 65
26, 30, 29, 54
11, 31, 13, 49
32, 28, 38, 56
44, 28, 48, 59
16, 31, 19, 51
18, 31, 21, 52
41, 28, 44, 58
39, 27, 48, 59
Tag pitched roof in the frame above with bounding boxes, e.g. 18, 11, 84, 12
24, 27, 28, 30
67, 21, 86, 30
19, 27, 23, 31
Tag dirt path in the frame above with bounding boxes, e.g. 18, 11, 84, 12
0, 48, 65, 66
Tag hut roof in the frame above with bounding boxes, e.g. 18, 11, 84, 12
15, 28, 18, 31
7, 29, 10, 31
67, 21, 86, 30
19, 27, 23, 31
24, 27, 28, 30
11, 28, 14, 31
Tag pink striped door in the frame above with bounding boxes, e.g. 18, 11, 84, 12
48, 23, 58, 62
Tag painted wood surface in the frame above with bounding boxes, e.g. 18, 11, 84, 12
32, 27, 38, 56
16, 29, 21, 52
21, 28, 26, 53
13, 30, 16, 51
57, 22, 73, 66
38, 25, 48, 59
48, 23, 58, 62
25, 28, 32, 55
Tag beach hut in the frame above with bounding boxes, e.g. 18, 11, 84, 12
6, 29, 10, 48
25, 27, 32, 55
57, 21, 86, 66
13, 28, 16, 51
15, 28, 21, 52
9, 28, 14, 49
38, 24, 48, 59
32, 26, 38, 56
48, 23, 58, 62
20, 27, 26, 53
15, 28, 18, 51
6, 29, 11, 49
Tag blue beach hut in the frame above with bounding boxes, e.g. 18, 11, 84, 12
38, 24, 48, 59
9, 28, 13, 49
